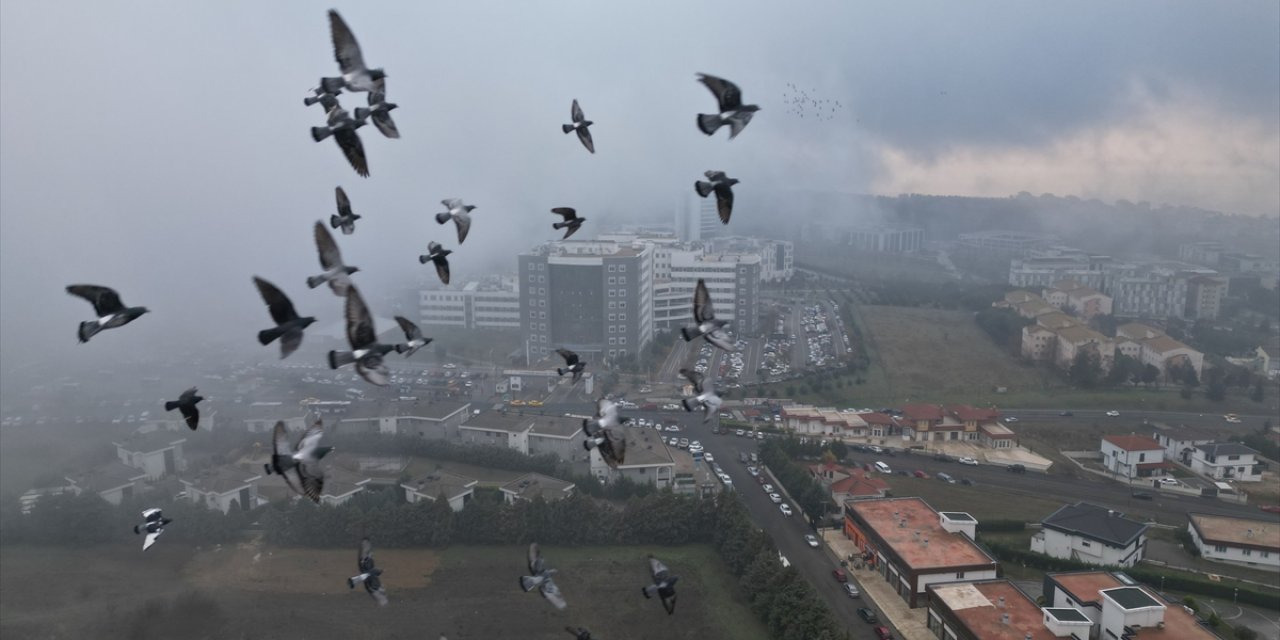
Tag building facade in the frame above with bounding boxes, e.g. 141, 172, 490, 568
1187, 512, 1280, 569
1100, 435, 1167, 480
419, 276, 521, 330
1031, 502, 1148, 567
1189, 443, 1262, 482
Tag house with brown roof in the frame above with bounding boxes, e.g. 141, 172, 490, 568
830, 469, 889, 510
401, 470, 477, 511
927, 580, 1061, 640
1043, 571, 1220, 639
1186, 513, 1279, 570
1100, 435, 1168, 480
1116, 323, 1204, 382
500, 473, 576, 504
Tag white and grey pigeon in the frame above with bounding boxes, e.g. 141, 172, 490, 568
561, 99, 594, 153
253, 276, 316, 359
679, 368, 722, 424
582, 398, 628, 469
680, 278, 734, 352
134, 508, 173, 551
329, 285, 393, 386
520, 543, 567, 610
641, 555, 679, 615
66, 284, 149, 343
264, 420, 332, 503
696, 73, 760, 139
304, 86, 341, 108
693, 171, 738, 225
435, 199, 475, 245
164, 387, 203, 431
311, 102, 370, 178
329, 186, 361, 235
551, 207, 585, 240
319, 10, 386, 94
353, 78, 399, 139
419, 241, 452, 285
393, 315, 432, 357
555, 348, 586, 384
348, 537, 388, 606
306, 221, 360, 297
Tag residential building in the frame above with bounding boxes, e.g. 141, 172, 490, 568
808, 463, 889, 509
240, 402, 308, 433
899, 404, 1004, 445
458, 411, 533, 453
1043, 571, 1218, 639
704, 236, 794, 283
674, 200, 700, 243
114, 432, 187, 480
500, 473, 576, 504
696, 196, 723, 240
1151, 426, 1216, 465
842, 497, 998, 608
1186, 512, 1279, 569
1008, 248, 1110, 292
181, 468, 261, 513
667, 248, 761, 335
418, 276, 521, 330
1178, 242, 1226, 267
1110, 267, 1189, 319
1100, 435, 1167, 480
782, 406, 874, 438
1042, 280, 1113, 320
958, 230, 1057, 257
1031, 502, 1148, 567
527, 415, 584, 461
926, 580, 1059, 640
596, 427, 675, 488
19, 484, 78, 514
318, 466, 372, 506
66, 461, 148, 506
1257, 339, 1280, 380
337, 399, 470, 439
1116, 323, 1204, 382
1184, 275, 1228, 320
1189, 443, 1262, 482
846, 224, 924, 253
401, 470, 477, 511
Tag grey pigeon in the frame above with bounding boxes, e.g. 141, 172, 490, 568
329, 186, 361, 235
520, 543, 567, 610
564, 628, 595, 640
264, 420, 332, 503
254, 276, 316, 359
555, 348, 586, 383
353, 78, 399, 139
347, 537, 388, 606
328, 285, 393, 386
311, 102, 370, 178
551, 207, 585, 240
419, 241, 452, 285
319, 10, 386, 94
435, 199, 475, 245
66, 284, 149, 343
679, 368, 722, 424
641, 555, 679, 615
304, 86, 341, 108
561, 99, 594, 153
680, 279, 734, 352
693, 171, 738, 224
581, 398, 628, 469
393, 315, 432, 357
134, 508, 173, 551
306, 221, 360, 296
164, 387, 203, 431
696, 73, 760, 139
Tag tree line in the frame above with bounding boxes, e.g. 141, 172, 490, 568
758, 439, 837, 524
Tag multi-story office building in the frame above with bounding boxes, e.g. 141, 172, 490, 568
697, 197, 724, 240
661, 249, 761, 335
1184, 275, 1228, 320
1008, 248, 1111, 291
846, 225, 924, 253
419, 276, 521, 330
706, 236, 794, 282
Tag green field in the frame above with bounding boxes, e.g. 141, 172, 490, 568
878, 474, 1064, 522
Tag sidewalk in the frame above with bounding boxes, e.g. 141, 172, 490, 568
822, 529, 933, 640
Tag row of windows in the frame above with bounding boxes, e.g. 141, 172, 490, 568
527, 262, 546, 271
607, 313, 628, 321
606, 276, 627, 285
607, 265, 627, 272
608, 337, 627, 345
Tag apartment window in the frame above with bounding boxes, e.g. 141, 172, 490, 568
538, 275, 545, 283
1262, 551, 1271, 558
955, 572, 965, 579
619, 276, 626, 284
608, 301, 616, 309
608, 277, 616, 285
609, 338, 617, 345
619, 337, 626, 345
620, 301, 627, 308
609, 326, 616, 333
528, 263, 536, 271
608, 265, 616, 272
619, 313, 627, 320
1215, 545, 1227, 553
538, 299, 545, 307
528, 275, 536, 283
1243, 549, 1252, 557
538, 288, 545, 295
618, 265, 626, 272
529, 311, 536, 318
1081, 541, 1092, 548
620, 350, 627, 356
539, 311, 546, 319
608, 314, 616, 321
1138, 453, 1146, 462
538, 263, 545, 270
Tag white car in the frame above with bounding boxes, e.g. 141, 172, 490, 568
1106, 410, 1120, 417
957, 457, 979, 466
704, 453, 715, 463
747, 466, 759, 476
1159, 477, 1180, 486
665, 425, 681, 432
690, 441, 702, 449
762, 484, 775, 493
735, 429, 746, 436
668, 437, 679, 446
689, 445, 704, 454
769, 493, 783, 504
443, 363, 457, 369
779, 504, 793, 516
804, 534, 820, 548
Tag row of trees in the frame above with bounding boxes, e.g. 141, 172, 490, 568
758, 440, 835, 524
0, 491, 248, 547
329, 435, 563, 477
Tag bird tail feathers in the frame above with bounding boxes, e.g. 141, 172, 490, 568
263, 463, 273, 476
695, 181, 714, 197
258, 326, 284, 346
164, 401, 180, 412
305, 275, 326, 289
642, 584, 658, 599
552, 221, 567, 230
133, 525, 142, 535
557, 367, 566, 376
697, 113, 722, 135
562, 124, 575, 134
303, 95, 320, 106
520, 576, 539, 592
682, 398, 696, 412
329, 350, 357, 369
418, 255, 431, 264
680, 326, 700, 342
434, 212, 451, 225
330, 215, 343, 230
311, 127, 333, 142
77, 321, 100, 343
353, 107, 371, 121
319, 77, 344, 94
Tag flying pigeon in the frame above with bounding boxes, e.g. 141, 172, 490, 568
419, 241, 452, 285
680, 279, 734, 352
66, 284, 149, 343
264, 420, 332, 503
582, 398, 628, 469
304, 86, 341, 108
564, 628, 595, 640
393, 315, 432, 357
329, 285, 393, 386
435, 199, 475, 245
320, 10, 386, 94
329, 186, 361, 235
134, 508, 173, 551
641, 555, 679, 615
253, 276, 316, 359
311, 102, 370, 178
306, 221, 360, 297
695, 73, 760, 139
353, 79, 399, 139
679, 368, 722, 424
164, 387, 203, 431
693, 171, 738, 224
561, 99, 594, 153
555, 348, 586, 383
520, 543, 567, 610
347, 537, 388, 606
551, 207, 585, 240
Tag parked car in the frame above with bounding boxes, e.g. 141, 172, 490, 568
735, 429, 746, 437
1007, 464, 1027, 473
1059, 411, 1074, 417
779, 504, 793, 516
804, 534, 820, 548
1131, 491, 1154, 500
1005, 416, 1019, 423
762, 484, 775, 493
913, 470, 929, 479
959, 477, 974, 486
957, 456, 979, 466
832, 569, 848, 583
740, 452, 750, 463
857, 608, 879, 624
873, 626, 893, 640
1159, 477, 1179, 486
747, 466, 759, 476
1259, 505, 1280, 514
769, 493, 783, 504
1106, 410, 1120, 417
842, 583, 860, 598
668, 437, 679, 447
937, 472, 956, 484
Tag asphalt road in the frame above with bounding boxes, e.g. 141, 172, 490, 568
1002, 409, 1275, 433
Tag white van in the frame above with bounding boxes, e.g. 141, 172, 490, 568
874, 461, 892, 474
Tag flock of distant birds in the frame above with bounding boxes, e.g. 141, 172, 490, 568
63, 9, 768, 636
781, 82, 846, 121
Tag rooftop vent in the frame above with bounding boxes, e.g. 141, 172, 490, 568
1001, 613, 1010, 625
998, 596, 1006, 608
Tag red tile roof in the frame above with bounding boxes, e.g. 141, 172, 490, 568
832, 469, 889, 497
1103, 435, 1162, 451
902, 404, 944, 421
949, 404, 999, 421
858, 412, 898, 425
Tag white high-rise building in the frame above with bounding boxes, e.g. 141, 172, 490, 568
419, 276, 521, 330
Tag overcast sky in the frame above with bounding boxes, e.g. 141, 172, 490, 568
1, 0, 1277, 366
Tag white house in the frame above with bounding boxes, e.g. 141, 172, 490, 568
181, 467, 261, 513
1151, 426, 1216, 465
596, 427, 675, 488
1189, 442, 1262, 482
113, 432, 187, 480
458, 411, 534, 453
1100, 435, 1167, 480
240, 402, 309, 434
500, 473, 576, 504
66, 461, 148, 506
1044, 571, 1216, 640
1187, 512, 1280, 569
401, 470, 477, 511
1031, 502, 1148, 567
318, 466, 373, 506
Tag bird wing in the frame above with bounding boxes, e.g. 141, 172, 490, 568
356, 354, 390, 386
328, 10, 366, 74
314, 221, 344, 270
66, 285, 125, 316
394, 316, 421, 341
453, 213, 471, 244
334, 129, 370, 178
344, 285, 377, 349
697, 73, 742, 111
678, 368, 704, 393
726, 111, 754, 139
441, 198, 462, 211
595, 398, 619, 424
272, 421, 293, 457
540, 578, 567, 610
714, 185, 734, 224
180, 404, 200, 430
296, 464, 324, 503
142, 508, 162, 521
433, 255, 451, 285
372, 111, 400, 138
366, 581, 388, 606
550, 207, 577, 221
295, 420, 325, 460
606, 429, 626, 465
528, 543, 544, 574
368, 78, 387, 105
648, 556, 670, 581
335, 186, 353, 218
254, 276, 300, 324
556, 348, 578, 366
143, 529, 163, 551
575, 127, 595, 154
661, 591, 677, 615
179, 387, 198, 402
704, 170, 727, 182
693, 279, 715, 323
570, 99, 584, 123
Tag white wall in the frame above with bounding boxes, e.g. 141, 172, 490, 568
1034, 528, 1144, 567
915, 569, 998, 595
1188, 523, 1280, 569
1189, 451, 1261, 482
1100, 440, 1164, 479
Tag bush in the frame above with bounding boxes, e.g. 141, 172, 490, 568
1236, 625, 1259, 640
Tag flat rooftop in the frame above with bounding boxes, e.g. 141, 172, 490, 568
930, 581, 1056, 640
618, 427, 675, 468
528, 415, 583, 438
459, 411, 535, 433
1188, 512, 1280, 551
849, 497, 995, 570
1102, 586, 1161, 610
1049, 571, 1218, 640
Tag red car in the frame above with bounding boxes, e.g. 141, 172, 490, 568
873, 626, 893, 640
832, 568, 847, 583
1260, 505, 1280, 514
913, 470, 929, 479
